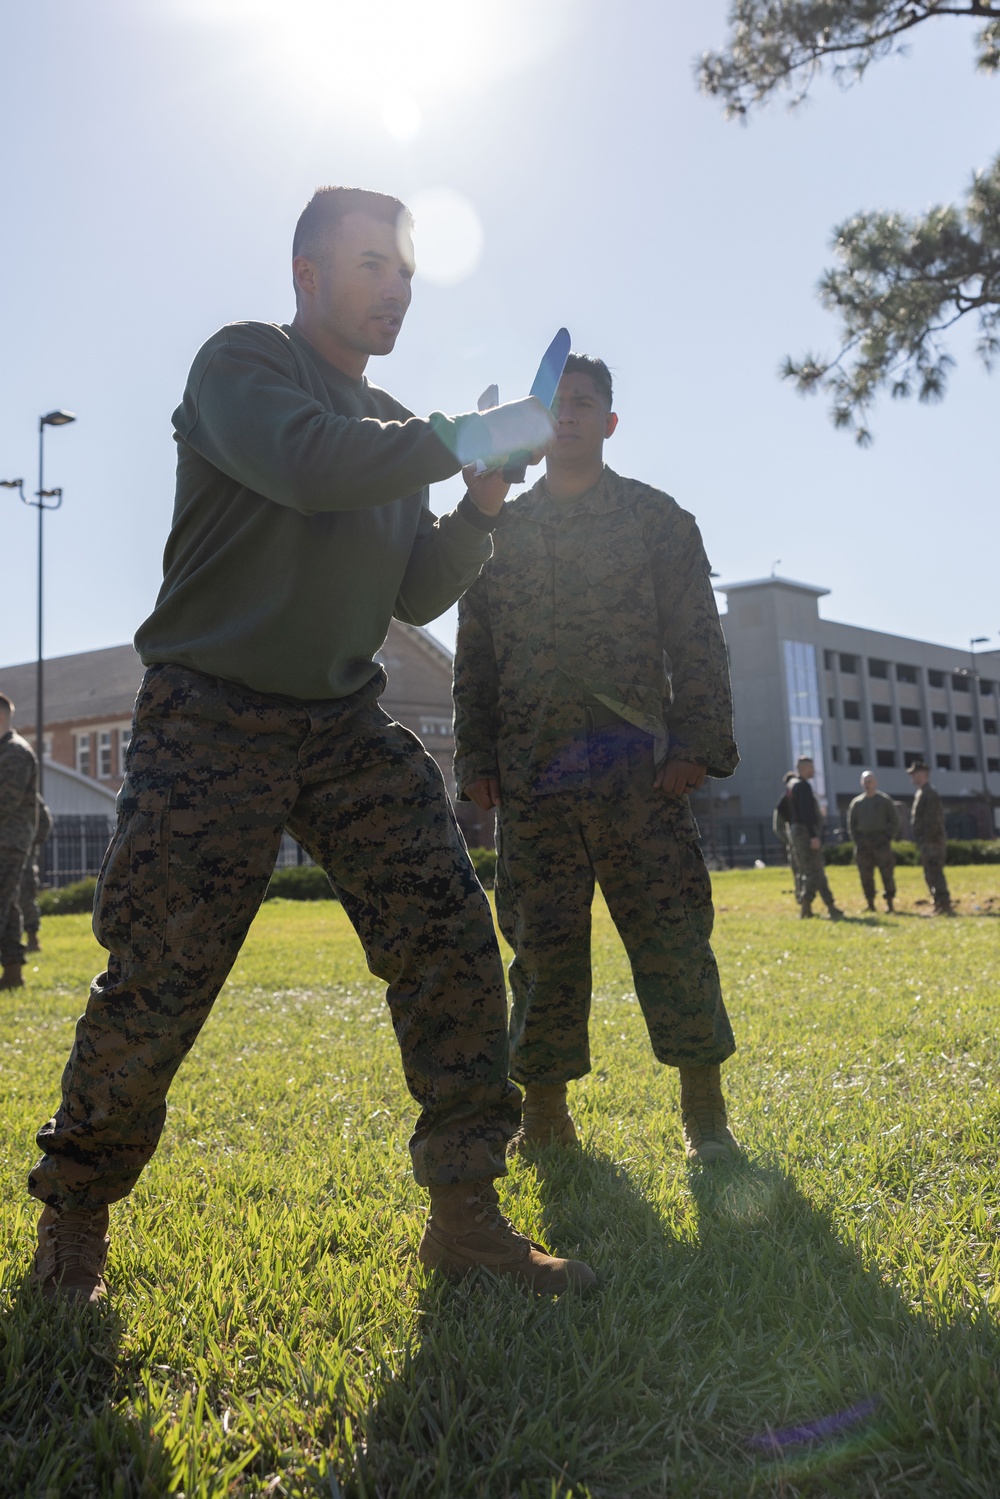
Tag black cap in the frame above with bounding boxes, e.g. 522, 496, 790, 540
906, 758, 929, 774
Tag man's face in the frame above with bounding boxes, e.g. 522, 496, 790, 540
862, 774, 877, 796
798, 759, 814, 781
548, 371, 617, 467
908, 769, 929, 788
294, 210, 414, 363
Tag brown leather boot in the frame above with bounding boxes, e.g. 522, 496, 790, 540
418, 1180, 595, 1293
509, 1082, 578, 1154
0, 964, 24, 990
31, 1205, 110, 1303
679, 1065, 741, 1166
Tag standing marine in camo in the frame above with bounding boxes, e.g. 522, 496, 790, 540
785, 756, 844, 921
19, 794, 53, 953
453, 354, 741, 1166
847, 770, 900, 912
0, 694, 38, 990
907, 758, 953, 915
27, 186, 595, 1305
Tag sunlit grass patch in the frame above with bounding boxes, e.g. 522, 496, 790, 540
1, 866, 998, 1496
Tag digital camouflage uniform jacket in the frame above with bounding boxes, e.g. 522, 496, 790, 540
453, 468, 738, 799
0, 731, 38, 852
912, 782, 947, 855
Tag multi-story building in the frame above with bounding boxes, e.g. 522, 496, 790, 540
709, 576, 1000, 837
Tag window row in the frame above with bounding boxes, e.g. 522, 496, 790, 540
75, 726, 130, 779
824, 650, 995, 694
827, 700, 997, 734
831, 747, 999, 772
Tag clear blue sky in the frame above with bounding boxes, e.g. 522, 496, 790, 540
1, 0, 996, 670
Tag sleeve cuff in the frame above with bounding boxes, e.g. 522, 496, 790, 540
457, 492, 502, 532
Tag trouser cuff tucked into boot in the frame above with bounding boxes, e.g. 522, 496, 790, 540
678, 1064, 741, 1166
31, 1204, 110, 1303
418, 1179, 595, 1293
509, 1082, 578, 1154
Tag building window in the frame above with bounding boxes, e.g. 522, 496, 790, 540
955, 715, 973, 733
959, 755, 978, 772
932, 711, 949, 729
98, 730, 113, 779
847, 747, 864, 766
824, 649, 835, 670
839, 653, 857, 673
868, 659, 888, 679
842, 700, 860, 720
875, 749, 896, 767
831, 745, 841, 762
980, 679, 994, 695
75, 734, 91, 777
952, 674, 970, 693
984, 718, 997, 736
827, 697, 837, 717
782, 640, 826, 801
118, 727, 131, 777
896, 664, 918, 684
872, 704, 892, 724
928, 670, 945, 688
419, 718, 452, 738
988, 758, 1000, 773
936, 754, 952, 770
900, 707, 921, 727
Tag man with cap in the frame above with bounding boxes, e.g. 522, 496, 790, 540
906, 759, 953, 915
0, 694, 38, 990
847, 771, 901, 912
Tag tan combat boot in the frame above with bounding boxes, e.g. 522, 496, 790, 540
0, 964, 24, 990
418, 1179, 596, 1293
31, 1205, 110, 1303
679, 1064, 741, 1166
509, 1082, 578, 1153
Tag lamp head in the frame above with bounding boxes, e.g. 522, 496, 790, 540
40, 410, 76, 428
971, 636, 989, 646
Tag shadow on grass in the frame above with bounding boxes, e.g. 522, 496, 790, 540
355, 1150, 1000, 1499
0, 1275, 170, 1498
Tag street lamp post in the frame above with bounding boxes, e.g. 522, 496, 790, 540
2, 410, 76, 797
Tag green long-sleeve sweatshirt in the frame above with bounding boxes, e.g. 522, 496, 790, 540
135, 321, 495, 701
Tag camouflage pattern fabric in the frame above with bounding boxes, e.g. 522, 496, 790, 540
495, 720, 735, 1081
0, 730, 39, 852
911, 782, 947, 854
788, 825, 837, 912
453, 468, 738, 800
30, 663, 519, 1211
855, 837, 897, 904
919, 853, 952, 910
453, 466, 737, 1083
0, 845, 30, 966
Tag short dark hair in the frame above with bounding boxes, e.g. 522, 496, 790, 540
0, 694, 12, 716
562, 353, 614, 408
292, 186, 413, 261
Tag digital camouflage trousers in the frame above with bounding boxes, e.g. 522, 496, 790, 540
919, 847, 951, 911
0, 844, 30, 966
855, 836, 896, 903
30, 663, 519, 1211
494, 720, 736, 1084
19, 847, 41, 935
788, 826, 836, 912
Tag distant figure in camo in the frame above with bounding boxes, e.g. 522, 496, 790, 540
784, 756, 844, 921
0, 694, 39, 990
19, 794, 53, 954
907, 758, 954, 916
847, 771, 900, 912
453, 354, 741, 1169
772, 770, 801, 904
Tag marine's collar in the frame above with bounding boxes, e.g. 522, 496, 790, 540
530, 466, 626, 521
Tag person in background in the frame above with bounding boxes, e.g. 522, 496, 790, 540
773, 770, 800, 904
0, 694, 38, 991
20, 793, 53, 954
847, 771, 900, 912
906, 759, 954, 916
785, 756, 844, 921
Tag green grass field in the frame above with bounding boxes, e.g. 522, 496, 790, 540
2, 864, 999, 1498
